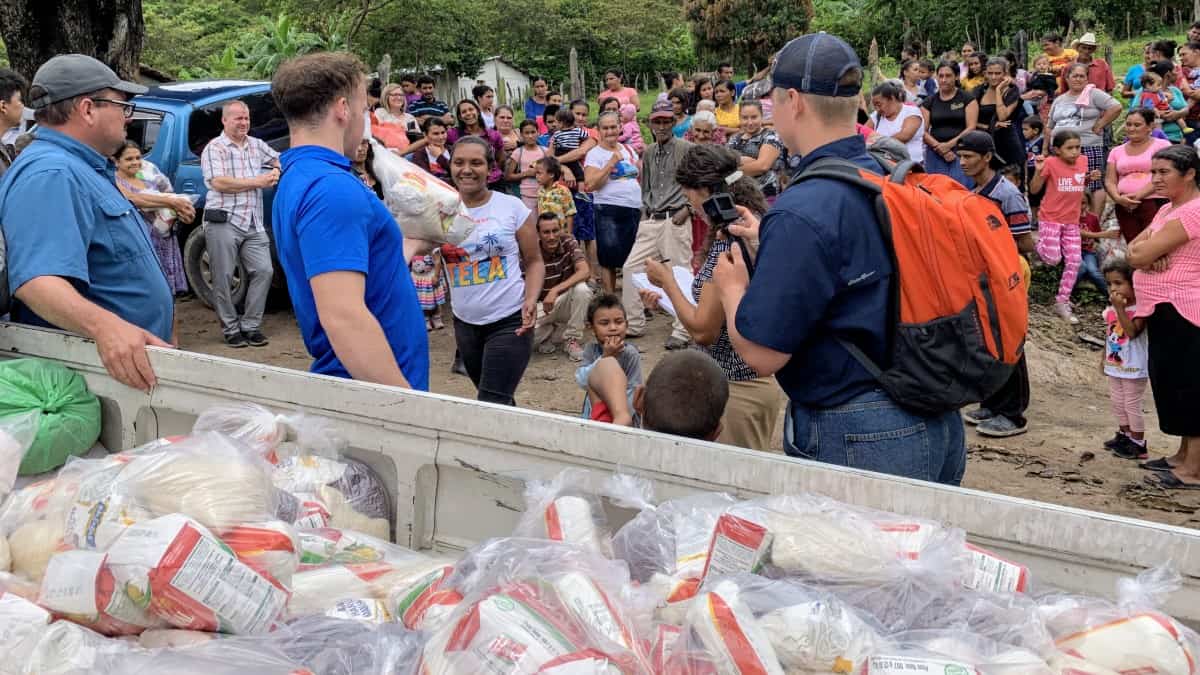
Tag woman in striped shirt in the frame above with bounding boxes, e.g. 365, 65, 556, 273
1128, 144, 1200, 489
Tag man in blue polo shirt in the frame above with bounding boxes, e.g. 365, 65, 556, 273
0, 55, 173, 393
270, 52, 429, 390
713, 33, 966, 485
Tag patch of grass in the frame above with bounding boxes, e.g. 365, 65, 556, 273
1029, 260, 1108, 309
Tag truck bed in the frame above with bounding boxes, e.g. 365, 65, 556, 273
2, 322, 1197, 624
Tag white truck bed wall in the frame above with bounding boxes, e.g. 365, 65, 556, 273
2, 323, 1198, 624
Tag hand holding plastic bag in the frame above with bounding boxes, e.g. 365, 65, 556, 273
370, 139, 476, 245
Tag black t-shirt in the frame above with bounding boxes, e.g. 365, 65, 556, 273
975, 86, 1021, 131
922, 89, 974, 143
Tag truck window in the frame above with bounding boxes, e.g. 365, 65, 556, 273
125, 117, 162, 154
187, 92, 290, 158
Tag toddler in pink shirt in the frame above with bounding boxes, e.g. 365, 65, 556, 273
617, 103, 645, 154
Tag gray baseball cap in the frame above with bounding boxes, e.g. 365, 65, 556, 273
28, 54, 147, 109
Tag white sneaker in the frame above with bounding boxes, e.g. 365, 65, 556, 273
1054, 302, 1078, 324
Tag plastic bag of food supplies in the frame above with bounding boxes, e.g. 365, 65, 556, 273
192, 402, 289, 461
289, 527, 452, 618
420, 538, 653, 675
0, 359, 101, 476
114, 432, 280, 531
274, 454, 392, 540
104, 513, 289, 635
859, 630, 1052, 674
387, 562, 459, 630
613, 492, 738, 617
1037, 564, 1199, 674
37, 549, 160, 635
0, 412, 38, 497
513, 469, 654, 557
370, 138, 476, 245
218, 520, 300, 588
269, 616, 424, 675
1, 618, 132, 675
662, 574, 885, 675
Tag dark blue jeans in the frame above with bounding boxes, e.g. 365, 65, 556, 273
453, 310, 532, 406
1074, 250, 1108, 296
783, 389, 967, 485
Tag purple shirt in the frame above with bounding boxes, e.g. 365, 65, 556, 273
447, 127, 506, 185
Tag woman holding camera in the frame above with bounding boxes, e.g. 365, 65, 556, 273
638, 145, 783, 450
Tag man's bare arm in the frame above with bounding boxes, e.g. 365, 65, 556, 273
311, 271, 412, 388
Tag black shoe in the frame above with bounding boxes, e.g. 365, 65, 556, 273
243, 331, 269, 347
1103, 432, 1125, 451
1112, 435, 1149, 460
224, 333, 248, 348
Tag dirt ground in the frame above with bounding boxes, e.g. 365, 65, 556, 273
174, 295, 1200, 530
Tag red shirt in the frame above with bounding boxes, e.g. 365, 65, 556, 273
1057, 59, 1116, 94
1081, 212, 1101, 252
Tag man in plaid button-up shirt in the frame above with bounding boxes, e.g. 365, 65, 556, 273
200, 100, 280, 348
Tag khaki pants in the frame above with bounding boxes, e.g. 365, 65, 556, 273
718, 376, 786, 451
534, 282, 592, 345
621, 216, 693, 338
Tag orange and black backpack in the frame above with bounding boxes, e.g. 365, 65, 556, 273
796, 158, 1028, 416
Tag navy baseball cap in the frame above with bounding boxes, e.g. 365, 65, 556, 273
771, 32, 863, 97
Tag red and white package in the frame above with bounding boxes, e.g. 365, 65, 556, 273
389, 564, 462, 630
677, 579, 784, 675
514, 470, 655, 559
963, 544, 1029, 594
1053, 613, 1196, 674
699, 514, 771, 587
651, 625, 682, 673
38, 549, 160, 636
105, 513, 289, 634
218, 520, 300, 588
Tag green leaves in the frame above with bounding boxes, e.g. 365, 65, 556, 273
683, 0, 813, 69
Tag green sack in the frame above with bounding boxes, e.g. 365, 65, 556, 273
0, 359, 102, 475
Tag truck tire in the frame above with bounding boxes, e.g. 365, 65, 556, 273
183, 226, 246, 310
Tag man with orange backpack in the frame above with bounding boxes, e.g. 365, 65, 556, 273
713, 33, 1026, 485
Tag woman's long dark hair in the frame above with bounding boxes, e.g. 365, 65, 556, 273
455, 99, 486, 135
675, 144, 768, 257
689, 76, 712, 115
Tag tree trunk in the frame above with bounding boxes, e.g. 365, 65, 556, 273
0, 0, 144, 82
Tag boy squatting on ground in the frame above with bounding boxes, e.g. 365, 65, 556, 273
575, 294, 729, 440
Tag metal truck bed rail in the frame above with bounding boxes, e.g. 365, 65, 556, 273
1, 322, 1197, 623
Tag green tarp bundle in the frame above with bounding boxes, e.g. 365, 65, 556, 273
0, 359, 101, 475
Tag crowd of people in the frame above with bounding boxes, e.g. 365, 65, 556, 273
0, 28, 1198, 492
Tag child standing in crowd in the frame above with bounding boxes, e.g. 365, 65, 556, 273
1077, 192, 1116, 296
617, 103, 645, 154
1100, 259, 1150, 459
919, 59, 938, 98
1133, 71, 1186, 142
535, 157, 576, 236
538, 104, 560, 147
1022, 56, 1057, 118
575, 294, 643, 425
507, 120, 545, 211
409, 251, 446, 331
1030, 130, 1093, 324
1023, 117, 1045, 219
551, 106, 598, 278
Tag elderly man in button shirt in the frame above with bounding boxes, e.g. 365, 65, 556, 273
0, 55, 173, 392
200, 100, 280, 348
621, 99, 694, 349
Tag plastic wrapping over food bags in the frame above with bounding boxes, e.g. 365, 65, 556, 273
116, 432, 279, 531
274, 454, 392, 540
218, 520, 300, 588
514, 470, 654, 558
192, 403, 288, 461
1038, 565, 1199, 675
869, 630, 1052, 674
0, 588, 52, 671
662, 574, 885, 675
289, 527, 451, 617
272, 615, 424, 675
0, 412, 38, 497
421, 538, 652, 675
37, 549, 160, 636
370, 139, 476, 245
0, 359, 102, 476
92, 638, 309, 675
8, 619, 132, 675
105, 513, 289, 635
388, 563, 459, 631
613, 492, 738, 614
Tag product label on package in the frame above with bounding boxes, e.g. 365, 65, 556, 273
701, 514, 771, 583
326, 598, 392, 623
554, 572, 631, 648
964, 545, 1029, 594
39, 550, 104, 616
866, 656, 977, 674
167, 529, 287, 634
876, 522, 934, 560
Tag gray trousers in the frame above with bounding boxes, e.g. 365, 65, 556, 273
205, 222, 273, 336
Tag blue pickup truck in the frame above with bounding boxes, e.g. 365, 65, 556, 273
127, 80, 289, 308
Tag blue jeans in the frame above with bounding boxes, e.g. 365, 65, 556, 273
783, 389, 967, 485
923, 150, 973, 188
1074, 250, 1108, 296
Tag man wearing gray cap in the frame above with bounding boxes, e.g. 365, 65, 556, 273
712, 33, 967, 485
0, 54, 173, 393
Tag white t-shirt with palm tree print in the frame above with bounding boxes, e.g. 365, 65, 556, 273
441, 191, 532, 325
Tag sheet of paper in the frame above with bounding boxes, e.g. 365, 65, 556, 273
629, 266, 698, 319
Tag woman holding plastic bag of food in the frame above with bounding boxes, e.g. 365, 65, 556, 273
440, 137, 545, 406
113, 140, 194, 297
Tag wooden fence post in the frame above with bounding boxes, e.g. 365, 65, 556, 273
1013, 30, 1028, 70
569, 47, 581, 101
377, 54, 391, 85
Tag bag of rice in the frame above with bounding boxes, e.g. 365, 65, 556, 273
37, 549, 160, 636
370, 139, 476, 245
